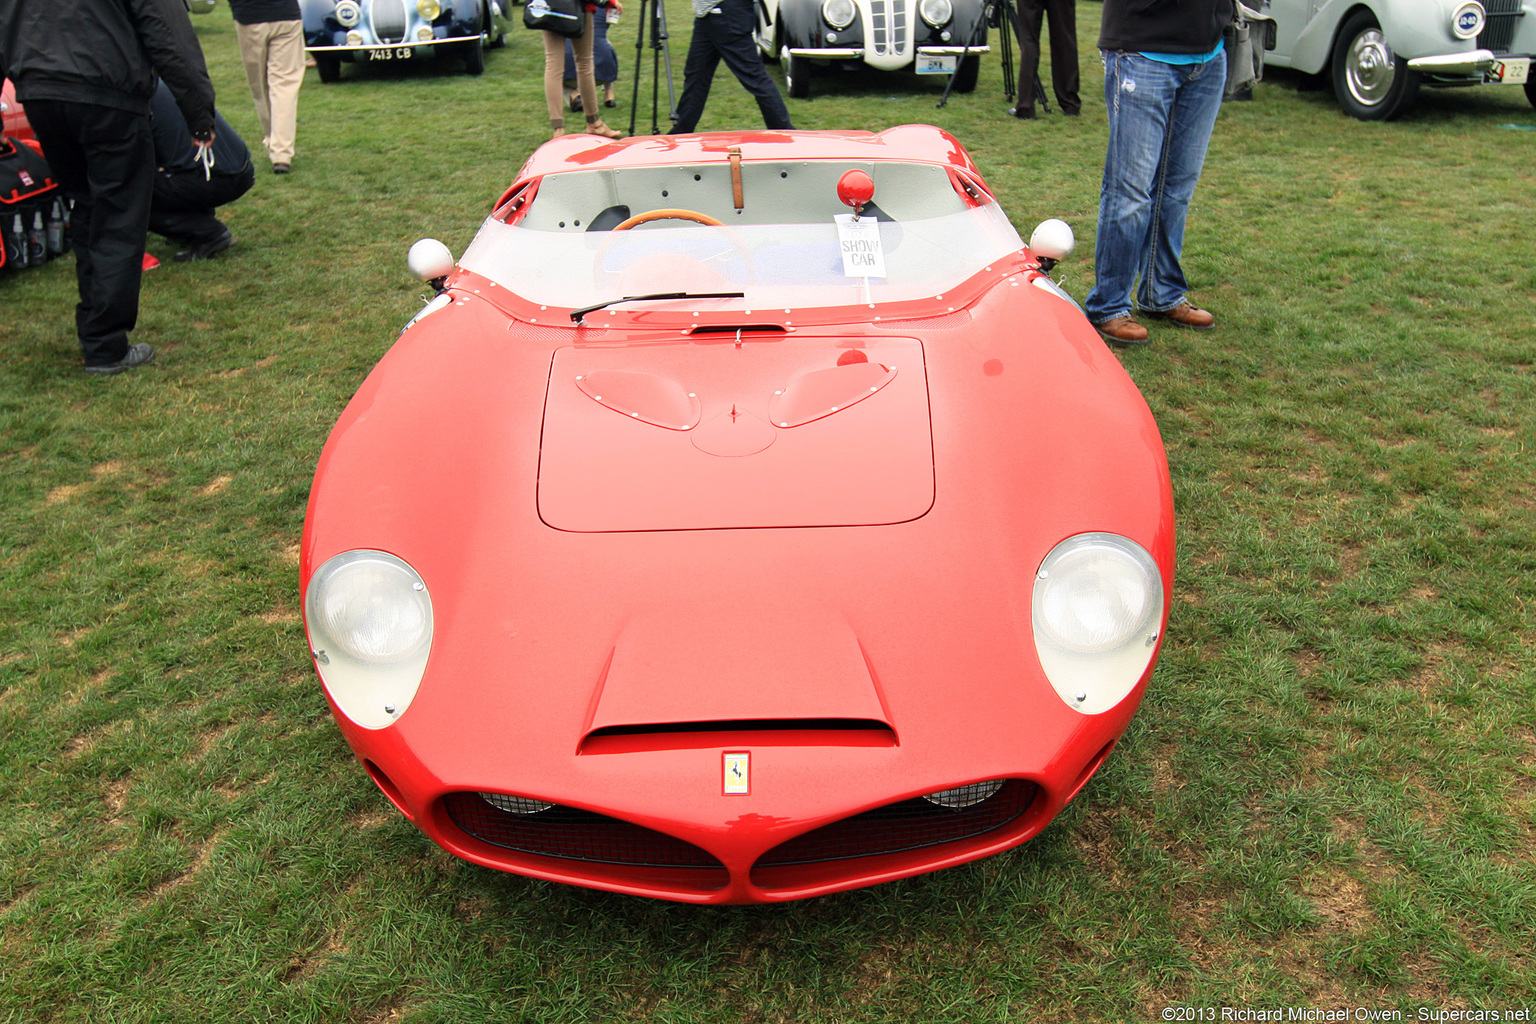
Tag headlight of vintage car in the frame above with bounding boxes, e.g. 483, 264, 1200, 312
305, 549, 433, 730
919, 0, 952, 28
335, 0, 361, 27
822, 0, 856, 29
417, 0, 442, 18
1451, 1, 1485, 39
346, 29, 364, 45
1032, 533, 1163, 715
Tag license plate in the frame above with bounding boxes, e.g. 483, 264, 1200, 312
367, 47, 414, 61
915, 54, 958, 75
1495, 57, 1530, 84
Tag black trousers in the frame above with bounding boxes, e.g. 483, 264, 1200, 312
150, 161, 255, 245
672, 0, 792, 134
25, 99, 156, 367
1016, 0, 1081, 115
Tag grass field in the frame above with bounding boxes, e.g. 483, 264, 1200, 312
2, 5, 1533, 1022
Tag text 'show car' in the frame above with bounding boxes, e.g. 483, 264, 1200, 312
301, 0, 511, 81
756, 0, 989, 98
301, 126, 1176, 904
1266, 0, 1536, 119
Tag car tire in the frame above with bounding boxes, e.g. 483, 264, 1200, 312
783, 46, 810, 99
1331, 10, 1419, 120
314, 53, 341, 83
953, 54, 980, 93
465, 39, 486, 76
1525, 77, 1536, 108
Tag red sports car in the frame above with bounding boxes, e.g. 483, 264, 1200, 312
301, 125, 1174, 904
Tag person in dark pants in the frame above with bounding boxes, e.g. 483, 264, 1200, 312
0, 0, 215, 375
149, 83, 254, 262
671, 0, 793, 134
1013, 0, 1081, 118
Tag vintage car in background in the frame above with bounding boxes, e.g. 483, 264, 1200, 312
1266, 0, 1536, 119
756, 0, 989, 97
301, 0, 512, 80
301, 125, 1175, 904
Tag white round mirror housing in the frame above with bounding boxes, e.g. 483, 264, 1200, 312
407, 238, 455, 284
1029, 219, 1075, 263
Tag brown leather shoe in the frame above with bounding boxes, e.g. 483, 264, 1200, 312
1095, 315, 1149, 346
1143, 300, 1215, 329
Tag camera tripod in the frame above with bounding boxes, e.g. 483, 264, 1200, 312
937, 0, 1047, 113
626, 0, 679, 135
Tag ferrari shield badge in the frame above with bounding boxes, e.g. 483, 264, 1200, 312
723, 752, 750, 795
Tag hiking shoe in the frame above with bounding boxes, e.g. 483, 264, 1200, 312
1095, 316, 1149, 346
83, 343, 156, 376
174, 227, 233, 262
1142, 301, 1215, 329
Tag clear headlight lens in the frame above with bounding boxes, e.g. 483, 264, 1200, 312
418, 0, 442, 19
822, 0, 856, 29
919, 0, 952, 28
346, 29, 364, 45
305, 549, 433, 729
1032, 532, 1164, 715
417, 26, 435, 40
1451, 2, 1485, 39
335, 0, 361, 27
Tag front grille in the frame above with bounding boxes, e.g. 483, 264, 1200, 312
754, 779, 1036, 868
443, 792, 725, 869
369, 0, 409, 43
867, 0, 908, 57
1479, 0, 1523, 54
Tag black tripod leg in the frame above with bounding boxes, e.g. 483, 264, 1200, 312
628, 0, 650, 134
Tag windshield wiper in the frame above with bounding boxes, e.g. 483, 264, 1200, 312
570, 291, 745, 323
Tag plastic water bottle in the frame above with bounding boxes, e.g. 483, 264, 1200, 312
27, 209, 45, 265
9, 213, 27, 269
45, 198, 64, 255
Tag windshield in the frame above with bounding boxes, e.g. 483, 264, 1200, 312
458, 161, 1025, 314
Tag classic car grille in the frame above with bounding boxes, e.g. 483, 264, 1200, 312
1479, 0, 1523, 54
442, 792, 725, 869
867, 0, 909, 57
753, 779, 1036, 867
369, 0, 410, 43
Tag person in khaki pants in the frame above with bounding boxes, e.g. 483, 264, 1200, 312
228, 0, 303, 173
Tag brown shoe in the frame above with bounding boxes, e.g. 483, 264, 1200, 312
1143, 300, 1215, 330
1095, 315, 1149, 346
584, 118, 622, 139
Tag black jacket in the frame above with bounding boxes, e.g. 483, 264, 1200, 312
0, 0, 215, 136
1098, 0, 1233, 55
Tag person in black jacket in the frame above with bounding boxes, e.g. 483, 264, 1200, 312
1013, 0, 1081, 119
0, 0, 216, 375
149, 82, 254, 262
1085, 0, 1230, 347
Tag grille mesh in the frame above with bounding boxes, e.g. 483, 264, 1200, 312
369, 0, 409, 42
867, 0, 908, 56
755, 779, 1036, 868
1479, 0, 1522, 53
443, 792, 725, 869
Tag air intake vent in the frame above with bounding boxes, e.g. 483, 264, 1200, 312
580, 718, 897, 754
1479, 1, 1522, 54
753, 779, 1036, 870
443, 792, 727, 870
370, 0, 409, 43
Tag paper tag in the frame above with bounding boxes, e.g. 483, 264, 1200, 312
835, 213, 887, 278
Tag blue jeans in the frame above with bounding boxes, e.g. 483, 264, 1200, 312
1085, 49, 1226, 325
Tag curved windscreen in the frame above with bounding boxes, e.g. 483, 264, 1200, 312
458, 160, 1024, 313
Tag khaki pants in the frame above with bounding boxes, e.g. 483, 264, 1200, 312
235, 19, 304, 166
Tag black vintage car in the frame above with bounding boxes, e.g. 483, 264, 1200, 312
755, 0, 989, 98
302, 0, 513, 80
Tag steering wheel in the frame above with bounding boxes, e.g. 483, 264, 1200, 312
614, 208, 724, 230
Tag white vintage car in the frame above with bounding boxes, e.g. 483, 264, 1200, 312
755, 0, 990, 98
1266, 0, 1536, 119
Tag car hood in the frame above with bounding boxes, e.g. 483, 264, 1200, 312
538, 336, 933, 531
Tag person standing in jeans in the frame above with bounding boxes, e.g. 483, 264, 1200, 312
228, 0, 304, 174
1086, 0, 1230, 347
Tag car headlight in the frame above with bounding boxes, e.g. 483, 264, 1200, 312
1451, 1, 1484, 39
346, 29, 364, 45
1032, 533, 1164, 715
305, 549, 433, 730
822, 0, 856, 29
919, 0, 952, 28
418, 0, 441, 18
335, 0, 361, 27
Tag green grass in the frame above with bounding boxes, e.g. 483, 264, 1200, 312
2, 6, 1534, 1022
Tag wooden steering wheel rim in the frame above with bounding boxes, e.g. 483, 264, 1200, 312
614, 208, 724, 230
